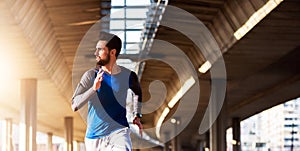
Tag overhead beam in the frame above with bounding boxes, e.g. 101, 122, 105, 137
231, 74, 300, 117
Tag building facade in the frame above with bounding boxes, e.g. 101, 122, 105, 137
239, 98, 300, 151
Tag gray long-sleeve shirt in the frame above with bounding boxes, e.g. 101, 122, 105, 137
71, 66, 142, 138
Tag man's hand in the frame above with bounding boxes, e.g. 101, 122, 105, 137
93, 70, 104, 91
133, 117, 143, 137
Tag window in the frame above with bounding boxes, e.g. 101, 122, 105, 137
110, 0, 151, 71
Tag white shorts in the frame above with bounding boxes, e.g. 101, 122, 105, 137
85, 127, 132, 151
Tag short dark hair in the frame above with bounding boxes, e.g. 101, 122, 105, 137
99, 32, 122, 58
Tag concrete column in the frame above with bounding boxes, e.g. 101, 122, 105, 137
73, 140, 84, 151
171, 117, 180, 151
1, 118, 13, 151
196, 140, 205, 151
207, 78, 227, 151
209, 103, 227, 151
205, 131, 209, 149
164, 141, 171, 151
64, 117, 73, 151
171, 136, 179, 151
73, 141, 77, 151
19, 79, 37, 151
164, 132, 171, 151
201, 132, 209, 151
232, 118, 241, 151
47, 132, 53, 151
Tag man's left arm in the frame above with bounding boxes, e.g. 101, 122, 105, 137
129, 71, 143, 136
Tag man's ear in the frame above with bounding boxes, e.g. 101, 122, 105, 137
110, 49, 116, 57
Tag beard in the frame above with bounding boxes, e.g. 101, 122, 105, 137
97, 54, 110, 66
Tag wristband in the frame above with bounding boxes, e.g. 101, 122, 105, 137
134, 112, 142, 118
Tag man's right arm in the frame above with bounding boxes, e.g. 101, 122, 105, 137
71, 70, 96, 112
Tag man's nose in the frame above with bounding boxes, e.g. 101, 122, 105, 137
94, 50, 99, 56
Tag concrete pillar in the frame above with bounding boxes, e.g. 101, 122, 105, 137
164, 132, 171, 151
73, 141, 77, 151
73, 140, 84, 151
1, 118, 13, 151
196, 140, 205, 151
19, 79, 37, 151
232, 118, 241, 151
198, 132, 209, 151
164, 141, 171, 151
64, 117, 73, 151
207, 78, 227, 151
209, 103, 227, 151
171, 118, 181, 151
171, 136, 179, 151
47, 132, 53, 151
205, 131, 209, 149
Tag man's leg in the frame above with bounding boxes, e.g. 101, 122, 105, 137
85, 137, 111, 151
109, 127, 132, 151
